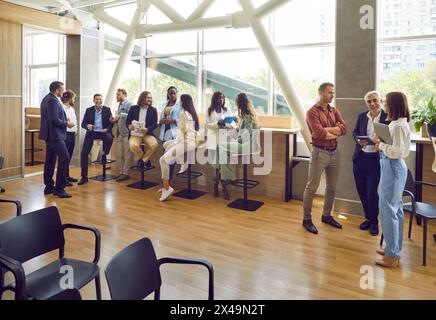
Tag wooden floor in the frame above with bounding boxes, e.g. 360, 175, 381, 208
1, 165, 436, 300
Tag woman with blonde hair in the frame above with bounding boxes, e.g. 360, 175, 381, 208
214, 93, 260, 200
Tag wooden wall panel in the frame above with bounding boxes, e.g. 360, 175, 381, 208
0, 97, 22, 179
0, 20, 22, 180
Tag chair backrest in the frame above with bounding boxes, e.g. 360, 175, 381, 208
105, 237, 161, 300
0, 206, 64, 263
404, 169, 416, 198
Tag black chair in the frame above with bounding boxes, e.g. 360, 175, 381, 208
127, 143, 158, 190
0, 206, 101, 300
105, 237, 214, 300
227, 151, 264, 212
0, 199, 22, 217
0, 156, 5, 193
0, 254, 82, 300
174, 164, 207, 200
380, 169, 436, 266
90, 148, 116, 181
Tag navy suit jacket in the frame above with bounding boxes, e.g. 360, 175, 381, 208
125, 105, 158, 137
81, 106, 114, 137
352, 109, 390, 161
39, 93, 67, 141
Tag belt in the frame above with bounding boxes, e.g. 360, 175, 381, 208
314, 145, 337, 151
67, 132, 76, 135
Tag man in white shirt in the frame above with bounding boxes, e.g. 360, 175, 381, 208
61, 90, 78, 184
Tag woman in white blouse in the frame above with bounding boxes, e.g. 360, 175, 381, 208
372, 92, 411, 268
159, 94, 202, 201
205, 92, 236, 197
61, 90, 78, 184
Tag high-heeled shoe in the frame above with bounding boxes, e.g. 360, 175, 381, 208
375, 256, 400, 268
220, 179, 231, 200
376, 249, 385, 256
213, 170, 220, 198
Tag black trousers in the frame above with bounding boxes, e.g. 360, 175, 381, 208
80, 131, 113, 178
353, 152, 381, 224
43, 139, 70, 191
65, 132, 76, 178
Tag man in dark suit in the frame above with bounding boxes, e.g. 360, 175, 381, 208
39, 81, 74, 198
352, 91, 390, 235
126, 91, 158, 171
78, 94, 114, 185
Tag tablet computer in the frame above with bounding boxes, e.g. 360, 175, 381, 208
373, 122, 393, 145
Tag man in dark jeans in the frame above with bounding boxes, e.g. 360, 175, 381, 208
78, 94, 114, 185
39, 81, 74, 198
352, 91, 389, 236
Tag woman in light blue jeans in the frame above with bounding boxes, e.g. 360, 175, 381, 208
373, 92, 410, 268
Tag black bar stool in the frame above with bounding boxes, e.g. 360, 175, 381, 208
25, 129, 43, 166
173, 164, 206, 200
90, 139, 115, 182
227, 151, 264, 212
127, 142, 158, 190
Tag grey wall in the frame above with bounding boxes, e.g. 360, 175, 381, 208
66, 27, 103, 166
334, 0, 377, 215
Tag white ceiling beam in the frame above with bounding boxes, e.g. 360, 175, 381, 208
252, 0, 290, 19
93, 8, 130, 33
151, 0, 185, 24
136, 15, 233, 38
186, 0, 214, 22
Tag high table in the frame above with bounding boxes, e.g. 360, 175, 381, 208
411, 134, 433, 202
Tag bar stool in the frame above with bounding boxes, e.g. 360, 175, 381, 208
25, 129, 43, 166
227, 151, 264, 212
90, 139, 115, 182
127, 143, 158, 190
173, 163, 206, 200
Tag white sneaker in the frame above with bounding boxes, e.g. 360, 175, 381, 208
159, 187, 174, 201
179, 163, 189, 174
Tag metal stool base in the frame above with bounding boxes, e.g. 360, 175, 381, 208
227, 199, 264, 212
127, 181, 158, 190
173, 188, 207, 200
90, 174, 116, 181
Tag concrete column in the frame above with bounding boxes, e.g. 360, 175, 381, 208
66, 27, 103, 166
334, 0, 377, 216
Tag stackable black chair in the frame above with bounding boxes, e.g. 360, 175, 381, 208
0, 156, 6, 193
105, 237, 214, 300
128, 143, 158, 190
0, 199, 21, 217
0, 206, 101, 300
380, 169, 436, 266
174, 163, 207, 200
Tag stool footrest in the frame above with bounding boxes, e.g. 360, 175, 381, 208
177, 171, 203, 180
231, 179, 259, 189
136, 165, 155, 172
227, 199, 264, 212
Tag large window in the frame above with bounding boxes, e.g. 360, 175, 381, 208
378, 0, 436, 112
24, 30, 66, 107
103, 0, 336, 115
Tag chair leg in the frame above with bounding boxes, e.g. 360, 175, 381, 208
95, 274, 102, 300
379, 233, 384, 247
423, 219, 428, 266
408, 211, 414, 239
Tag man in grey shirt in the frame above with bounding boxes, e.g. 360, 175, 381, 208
112, 88, 133, 181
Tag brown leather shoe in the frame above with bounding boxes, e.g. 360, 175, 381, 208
220, 179, 231, 200
375, 256, 400, 268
